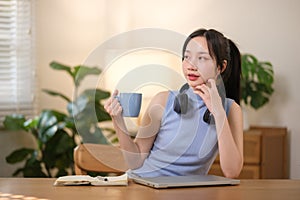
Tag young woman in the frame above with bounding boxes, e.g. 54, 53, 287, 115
104, 28, 243, 178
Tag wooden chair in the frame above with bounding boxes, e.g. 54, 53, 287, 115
73, 143, 128, 175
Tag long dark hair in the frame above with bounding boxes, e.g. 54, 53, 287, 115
182, 28, 241, 104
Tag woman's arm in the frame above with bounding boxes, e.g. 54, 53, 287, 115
214, 102, 244, 178
194, 79, 243, 178
132, 91, 168, 168
104, 90, 168, 169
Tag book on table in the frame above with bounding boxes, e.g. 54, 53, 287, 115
54, 173, 128, 186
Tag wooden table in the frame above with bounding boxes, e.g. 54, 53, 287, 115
0, 178, 300, 200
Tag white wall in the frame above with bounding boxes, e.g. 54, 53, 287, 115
34, 0, 300, 178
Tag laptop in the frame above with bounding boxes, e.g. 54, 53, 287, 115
131, 174, 240, 189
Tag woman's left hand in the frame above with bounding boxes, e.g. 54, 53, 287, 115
194, 79, 224, 116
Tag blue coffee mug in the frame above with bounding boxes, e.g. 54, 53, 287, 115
116, 93, 142, 117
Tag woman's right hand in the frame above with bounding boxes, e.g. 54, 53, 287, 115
104, 89, 123, 118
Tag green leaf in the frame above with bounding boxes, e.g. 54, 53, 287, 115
43, 129, 74, 169
93, 126, 109, 144
81, 89, 111, 101
6, 148, 35, 164
37, 110, 67, 143
23, 117, 39, 131
95, 104, 112, 122
250, 91, 269, 109
50, 61, 72, 77
12, 168, 25, 177
63, 116, 76, 129
43, 129, 76, 175
55, 153, 74, 172
37, 113, 58, 142
241, 54, 274, 109
23, 158, 47, 177
68, 89, 111, 122
3, 114, 26, 131
49, 130, 75, 155
43, 89, 71, 102
79, 125, 108, 144
67, 95, 89, 116
73, 65, 101, 87
55, 168, 68, 177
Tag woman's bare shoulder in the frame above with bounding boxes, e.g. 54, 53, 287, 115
230, 101, 242, 114
228, 101, 243, 129
150, 91, 170, 107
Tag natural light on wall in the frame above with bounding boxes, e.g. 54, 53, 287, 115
102, 49, 183, 91
99, 49, 185, 132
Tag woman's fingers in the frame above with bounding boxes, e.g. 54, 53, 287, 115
195, 84, 209, 96
105, 90, 117, 106
112, 89, 119, 97
207, 79, 217, 91
104, 89, 123, 116
194, 80, 218, 113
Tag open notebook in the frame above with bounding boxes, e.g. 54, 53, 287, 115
131, 174, 240, 189
54, 174, 128, 186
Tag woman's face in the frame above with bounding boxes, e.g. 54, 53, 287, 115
182, 36, 218, 89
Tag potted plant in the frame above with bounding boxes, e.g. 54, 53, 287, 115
240, 54, 274, 129
4, 61, 114, 177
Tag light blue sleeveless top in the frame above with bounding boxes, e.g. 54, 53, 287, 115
130, 87, 234, 177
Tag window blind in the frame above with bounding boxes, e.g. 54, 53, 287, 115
0, 0, 36, 125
